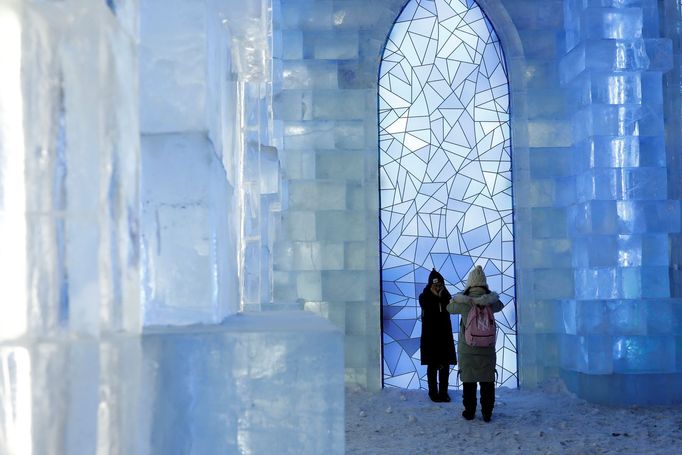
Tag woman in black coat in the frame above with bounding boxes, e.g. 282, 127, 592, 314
419, 269, 457, 402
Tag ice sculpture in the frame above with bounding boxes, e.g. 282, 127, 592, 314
379, 0, 517, 390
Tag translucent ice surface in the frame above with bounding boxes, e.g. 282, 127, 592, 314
141, 133, 238, 325
142, 311, 344, 454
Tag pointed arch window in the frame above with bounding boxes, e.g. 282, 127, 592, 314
379, 0, 517, 389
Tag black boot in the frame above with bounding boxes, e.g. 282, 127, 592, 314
462, 382, 476, 419
427, 365, 441, 402
480, 381, 495, 422
438, 366, 451, 402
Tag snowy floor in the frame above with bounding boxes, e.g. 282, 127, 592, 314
345, 381, 682, 454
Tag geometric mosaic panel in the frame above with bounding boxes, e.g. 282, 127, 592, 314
379, 0, 517, 390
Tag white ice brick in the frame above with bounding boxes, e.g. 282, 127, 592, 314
141, 133, 238, 324
140, 0, 207, 133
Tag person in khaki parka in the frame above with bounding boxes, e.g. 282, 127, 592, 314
447, 265, 504, 422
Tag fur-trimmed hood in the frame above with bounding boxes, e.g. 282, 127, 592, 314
452, 291, 499, 306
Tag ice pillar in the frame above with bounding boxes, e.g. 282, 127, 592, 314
139, 0, 240, 324
0, 0, 142, 452
560, 0, 682, 404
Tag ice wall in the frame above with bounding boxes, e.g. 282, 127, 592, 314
274, 0, 412, 389
273, 0, 682, 404
0, 0, 143, 451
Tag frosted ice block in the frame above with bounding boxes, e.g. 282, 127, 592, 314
142, 312, 344, 454
141, 133, 238, 325
139, 0, 208, 133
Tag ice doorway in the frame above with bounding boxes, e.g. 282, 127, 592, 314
379, 0, 518, 390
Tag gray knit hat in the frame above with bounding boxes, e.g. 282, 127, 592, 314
466, 265, 488, 289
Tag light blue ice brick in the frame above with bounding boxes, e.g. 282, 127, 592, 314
589, 200, 620, 234
531, 207, 568, 238
573, 105, 664, 140
640, 71, 663, 104
288, 181, 347, 210
530, 239, 572, 267
282, 61, 338, 90
645, 298, 673, 334
568, 200, 619, 235
534, 268, 575, 299
529, 148, 573, 178
316, 151, 364, 181
530, 300, 562, 332
579, 335, 614, 373
613, 335, 675, 372
575, 267, 618, 299
617, 234, 643, 266
316, 210, 366, 241
638, 136, 666, 166
282, 30, 304, 60
562, 300, 577, 335
644, 38, 674, 72
334, 121, 365, 149
559, 334, 577, 370
619, 267, 643, 298
275, 90, 313, 121
311, 31, 359, 60
617, 200, 681, 233
639, 266, 670, 297
576, 137, 641, 170
518, 30, 559, 59
555, 176, 577, 207
590, 72, 642, 105
608, 299, 647, 334
283, 121, 335, 150
575, 300, 609, 335
573, 236, 617, 267
671, 299, 682, 334
581, 7, 643, 40
561, 40, 651, 84
640, 234, 669, 265
527, 90, 567, 119
566, 72, 643, 109
282, 0, 333, 30
313, 90, 366, 120
528, 120, 572, 147
577, 168, 667, 201
577, 0, 657, 7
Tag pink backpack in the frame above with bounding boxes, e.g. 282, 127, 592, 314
464, 304, 497, 347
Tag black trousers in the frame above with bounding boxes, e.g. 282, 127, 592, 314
462, 381, 494, 414
426, 364, 449, 396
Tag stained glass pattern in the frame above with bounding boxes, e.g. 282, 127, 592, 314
379, 0, 517, 390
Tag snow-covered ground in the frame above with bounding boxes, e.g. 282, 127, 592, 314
346, 381, 682, 454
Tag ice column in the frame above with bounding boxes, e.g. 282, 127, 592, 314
0, 0, 142, 452
139, 0, 240, 324
560, 0, 682, 404
222, 0, 283, 311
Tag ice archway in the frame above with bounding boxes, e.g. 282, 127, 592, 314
379, 0, 517, 390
